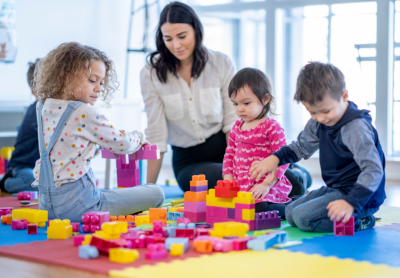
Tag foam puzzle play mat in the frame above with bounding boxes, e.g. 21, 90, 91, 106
0, 175, 400, 278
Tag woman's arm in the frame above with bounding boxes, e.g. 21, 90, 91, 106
147, 152, 164, 184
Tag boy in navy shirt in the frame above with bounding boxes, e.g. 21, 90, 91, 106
0, 59, 40, 193
250, 62, 385, 232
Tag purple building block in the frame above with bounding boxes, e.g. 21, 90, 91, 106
254, 211, 281, 230
334, 216, 354, 236
136, 144, 160, 160
0, 207, 13, 216
82, 211, 109, 233
28, 224, 38, 235
228, 208, 235, 219
190, 185, 208, 192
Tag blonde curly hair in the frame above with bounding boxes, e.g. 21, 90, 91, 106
33, 42, 119, 107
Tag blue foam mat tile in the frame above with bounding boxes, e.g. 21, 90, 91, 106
159, 185, 184, 199
0, 223, 48, 246
287, 228, 400, 267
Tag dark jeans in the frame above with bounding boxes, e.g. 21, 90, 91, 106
172, 130, 307, 198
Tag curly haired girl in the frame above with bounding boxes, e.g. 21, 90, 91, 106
32, 42, 164, 222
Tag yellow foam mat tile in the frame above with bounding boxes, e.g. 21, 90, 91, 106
375, 206, 400, 227
109, 249, 400, 278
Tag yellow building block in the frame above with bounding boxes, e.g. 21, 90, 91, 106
242, 209, 255, 221
233, 191, 255, 205
1, 146, 14, 159
12, 208, 48, 227
82, 235, 92, 245
170, 243, 184, 256
135, 215, 149, 225
109, 248, 139, 263
209, 222, 249, 238
94, 230, 120, 240
102, 221, 128, 234
48, 219, 73, 239
206, 189, 235, 208
171, 199, 184, 205
168, 208, 178, 212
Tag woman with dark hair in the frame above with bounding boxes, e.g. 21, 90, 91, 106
140, 2, 311, 195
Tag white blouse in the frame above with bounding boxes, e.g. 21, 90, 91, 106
140, 50, 238, 153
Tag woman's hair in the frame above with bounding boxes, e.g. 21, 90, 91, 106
33, 42, 119, 106
148, 2, 208, 83
228, 67, 276, 119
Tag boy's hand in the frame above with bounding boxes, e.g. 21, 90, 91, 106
223, 174, 233, 181
327, 200, 354, 223
249, 183, 271, 200
250, 155, 280, 185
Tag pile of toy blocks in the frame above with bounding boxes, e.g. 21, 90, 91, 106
101, 144, 160, 188
0, 208, 48, 235
183, 175, 208, 223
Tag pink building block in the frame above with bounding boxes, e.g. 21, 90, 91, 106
334, 216, 354, 236
17, 192, 34, 200
254, 211, 281, 230
206, 206, 228, 218
82, 211, 109, 233
71, 222, 80, 233
232, 237, 251, 250
11, 219, 29, 230
116, 153, 141, 188
194, 236, 234, 253
101, 148, 119, 159
136, 145, 160, 160
145, 243, 167, 259
176, 218, 191, 226
27, 224, 38, 235
184, 211, 206, 223
153, 221, 168, 238
184, 201, 206, 212
74, 234, 86, 246
196, 228, 210, 236
90, 237, 131, 253
0, 207, 13, 216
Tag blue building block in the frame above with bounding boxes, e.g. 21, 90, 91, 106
247, 234, 279, 251
165, 226, 177, 237
165, 237, 189, 251
168, 212, 184, 221
79, 245, 99, 259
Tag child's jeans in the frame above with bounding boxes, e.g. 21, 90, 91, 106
285, 186, 379, 233
5, 167, 38, 193
37, 169, 165, 222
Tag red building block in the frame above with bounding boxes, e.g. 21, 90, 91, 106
74, 234, 86, 246
334, 216, 354, 236
196, 228, 211, 236
0, 207, 13, 216
90, 236, 131, 253
149, 208, 167, 225
176, 227, 196, 239
145, 243, 167, 259
27, 223, 38, 235
215, 180, 240, 198
82, 211, 109, 233
232, 237, 251, 250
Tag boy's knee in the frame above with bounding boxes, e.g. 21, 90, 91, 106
285, 206, 296, 227
290, 207, 311, 231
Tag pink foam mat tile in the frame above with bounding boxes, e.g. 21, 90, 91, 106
0, 196, 39, 210
0, 237, 214, 275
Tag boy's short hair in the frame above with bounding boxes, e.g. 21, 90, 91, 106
27, 59, 40, 88
294, 61, 346, 105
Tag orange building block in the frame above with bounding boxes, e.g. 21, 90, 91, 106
177, 207, 184, 212
110, 216, 117, 222
190, 175, 208, 187
6, 214, 12, 225
193, 240, 213, 253
149, 208, 167, 224
184, 191, 207, 202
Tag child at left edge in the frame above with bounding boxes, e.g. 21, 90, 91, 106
222, 67, 292, 217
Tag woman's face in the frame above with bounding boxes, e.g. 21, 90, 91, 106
161, 23, 196, 63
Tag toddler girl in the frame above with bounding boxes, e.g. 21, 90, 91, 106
32, 42, 164, 222
222, 68, 291, 216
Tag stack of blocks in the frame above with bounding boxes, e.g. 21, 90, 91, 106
184, 175, 208, 223
12, 208, 48, 228
101, 145, 160, 188
206, 180, 281, 231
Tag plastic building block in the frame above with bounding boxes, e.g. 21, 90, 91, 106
242, 209, 255, 221
164, 226, 177, 237
196, 223, 212, 228
17, 191, 38, 201
215, 180, 240, 198
196, 228, 210, 236
176, 217, 191, 226
135, 144, 160, 160
11, 219, 29, 230
206, 189, 235, 209
171, 199, 184, 205
101, 148, 118, 159
145, 243, 167, 260
193, 240, 213, 253
0, 146, 14, 160
190, 185, 208, 192
109, 248, 139, 263
90, 236, 130, 253
71, 222, 80, 233
27, 223, 38, 234
176, 207, 185, 212
233, 191, 255, 205
79, 245, 99, 259
194, 236, 233, 253
247, 234, 280, 251
334, 216, 354, 236
175, 223, 196, 239
12, 208, 48, 227
0, 207, 13, 216
209, 222, 249, 238
0, 157, 4, 175
227, 208, 235, 219
74, 234, 86, 246
149, 208, 167, 225
184, 191, 207, 202
48, 219, 73, 239
135, 214, 150, 225
165, 237, 189, 251
190, 175, 208, 187
207, 206, 228, 218
82, 235, 92, 246
82, 211, 109, 233
254, 211, 281, 230
273, 240, 303, 248
168, 211, 184, 221
184, 201, 206, 212
232, 237, 251, 251
4, 214, 12, 225
170, 243, 184, 256
109, 216, 117, 222
153, 221, 168, 237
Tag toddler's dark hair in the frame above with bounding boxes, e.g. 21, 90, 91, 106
294, 61, 346, 105
27, 59, 40, 88
228, 67, 275, 119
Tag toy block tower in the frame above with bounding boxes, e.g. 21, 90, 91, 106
184, 175, 208, 223
101, 145, 160, 189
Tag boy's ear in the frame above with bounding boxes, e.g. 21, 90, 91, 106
342, 90, 349, 102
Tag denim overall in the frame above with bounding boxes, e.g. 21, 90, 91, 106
36, 100, 164, 222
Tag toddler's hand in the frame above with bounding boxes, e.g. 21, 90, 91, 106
223, 174, 233, 181
250, 155, 280, 185
249, 183, 271, 200
327, 200, 354, 223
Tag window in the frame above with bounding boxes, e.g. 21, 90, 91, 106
393, 1, 400, 155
